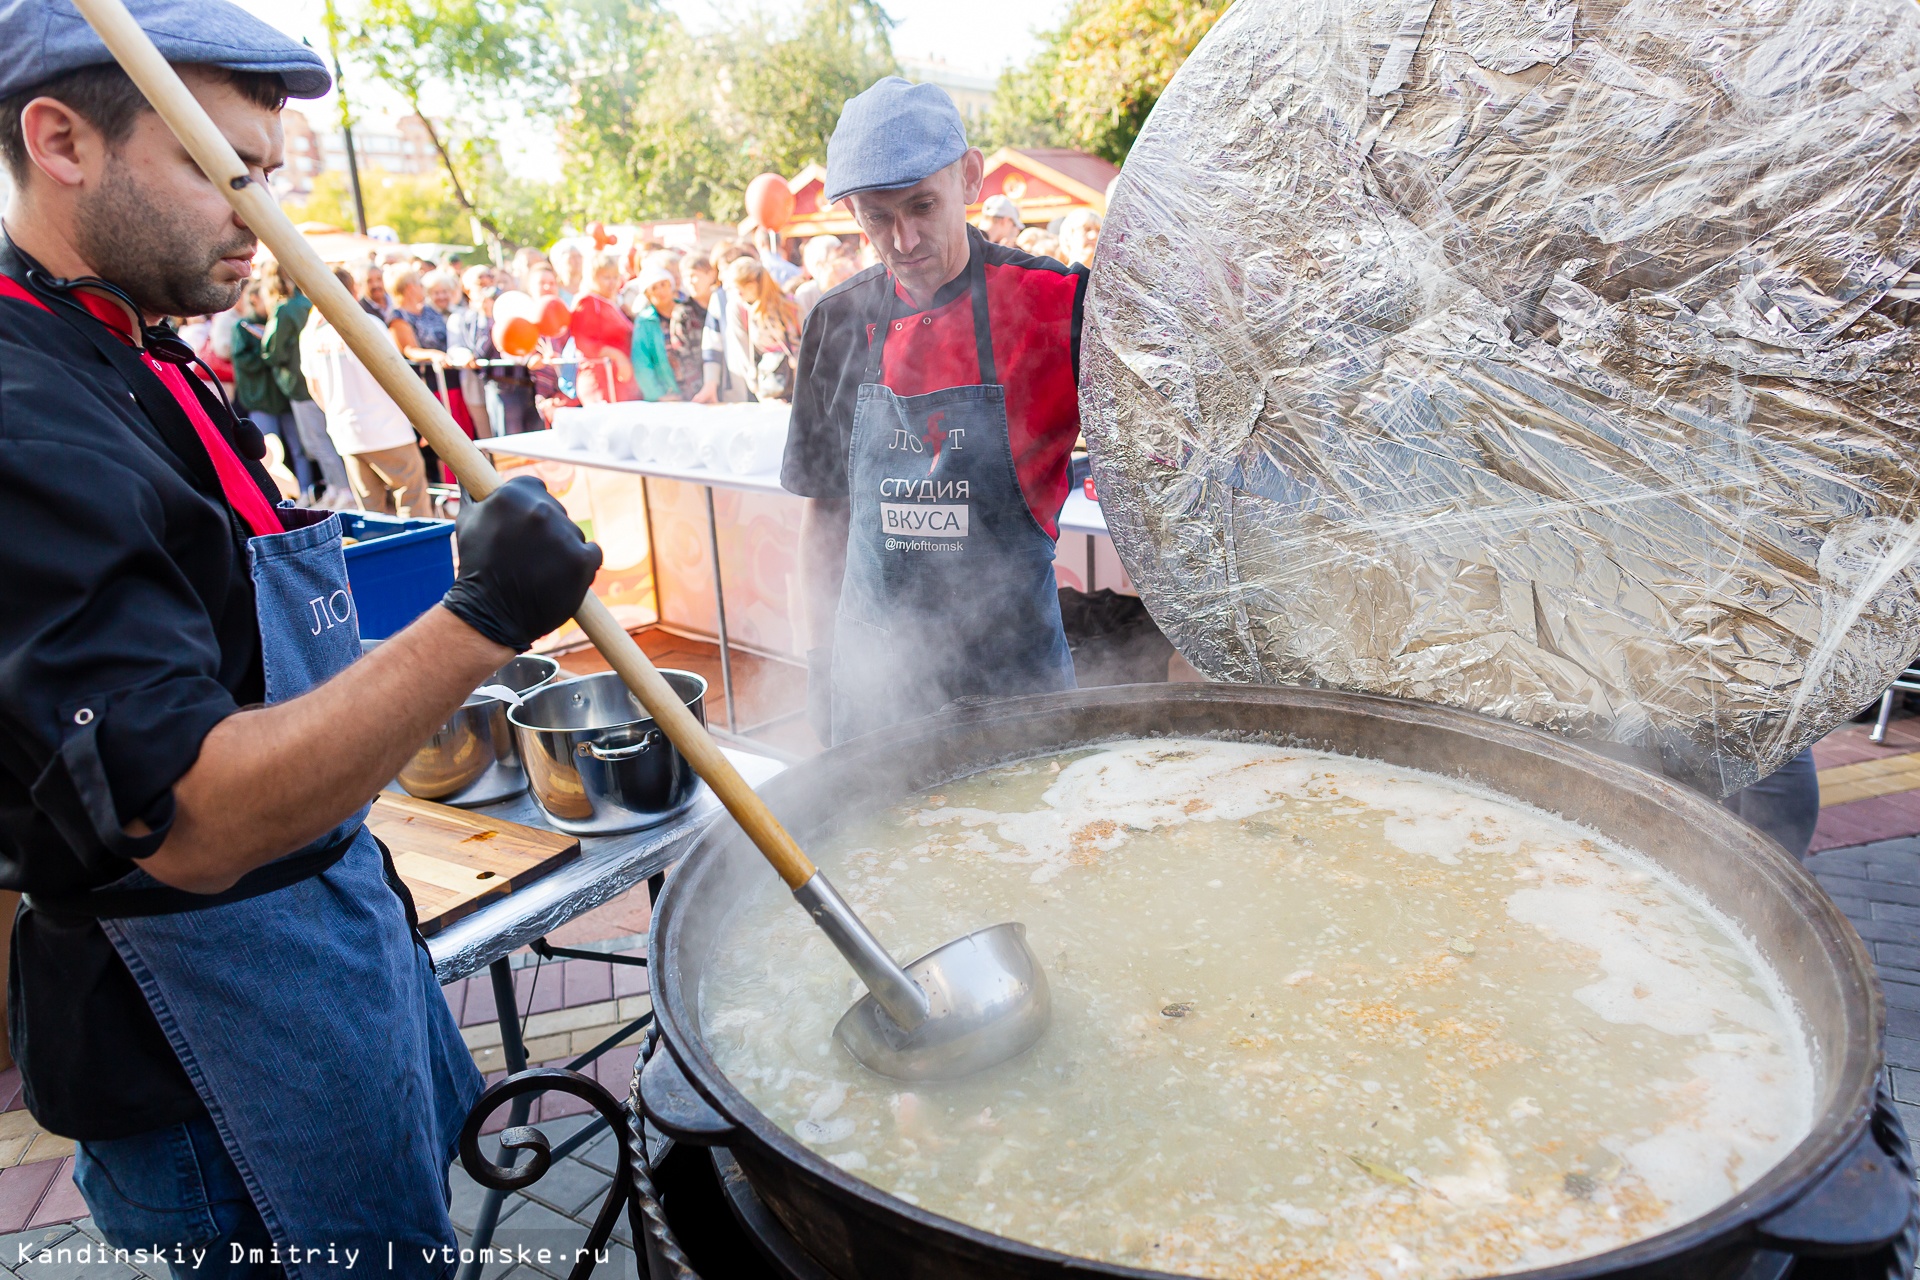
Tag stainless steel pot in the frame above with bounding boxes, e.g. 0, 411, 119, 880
363, 642, 559, 807
642, 684, 1914, 1280
508, 670, 707, 836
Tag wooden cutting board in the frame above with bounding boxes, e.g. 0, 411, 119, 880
367, 792, 580, 936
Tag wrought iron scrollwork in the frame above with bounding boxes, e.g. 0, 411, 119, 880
624, 1027, 700, 1279
458, 1067, 638, 1280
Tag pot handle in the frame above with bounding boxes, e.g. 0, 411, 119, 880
639, 1043, 738, 1147
578, 730, 663, 762
1755, 1078, 1916, 1256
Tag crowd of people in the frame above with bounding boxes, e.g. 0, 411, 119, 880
175, 198, 1102, 520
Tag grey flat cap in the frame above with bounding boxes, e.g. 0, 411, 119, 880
825, 76, 968, 204
0, 0, 332, 101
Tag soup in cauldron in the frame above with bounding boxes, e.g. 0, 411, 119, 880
700, 738, 1813, 1279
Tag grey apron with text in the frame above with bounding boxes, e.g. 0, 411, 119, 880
829, 249, 1075, 743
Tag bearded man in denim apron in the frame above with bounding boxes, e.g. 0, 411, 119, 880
0, 4, 602, 1274
784, 79, 1085, 744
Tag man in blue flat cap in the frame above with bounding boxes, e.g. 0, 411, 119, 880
784, 77, 1085, 743
0, 1, 602, 1272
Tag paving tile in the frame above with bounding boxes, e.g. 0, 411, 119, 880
1876, 943, 1920, 971
24, 1164, 81, 1230
1812, 796, 1920, 852
1829, 894, 1874, 917
520, 1155, 615, 1219
1832, 876, 1920, 908
1887, 1004, 1920, 1042
594, 1045, 642, 1099
538, 1087, 594, 1123
1849, 917, 1920, 945
574, 1126, 621, 1178
1869, 858, 1920, 886
449, 1229, 519, 1280
562, 962, 612, 1008
0, 1073, 20, 1117
1884, 1035, 1920, 1072
443, 977, 468, 1025
600, 1241, 638, 1280
1893, 1068, 1920, 1106
482, 1199, 599, 1279
1896, 1100, 1920, 1152
1873, 900, 1920, 925
13, 1232, 138, 1280
16, 1138, 68, 1169
515, 964, 567, 1017
0, 1228, 73, 1275
1882, 981, 1920, 1013
448, 1159, 525, 1235
465, 973, 502, 1028
0, 1166, 59, 1236
611, 954, 650, 998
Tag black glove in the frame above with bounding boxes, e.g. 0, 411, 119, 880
442, 476, 603, 651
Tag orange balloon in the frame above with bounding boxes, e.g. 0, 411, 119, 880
493, 314, 539, 358
745, 172, 795, 231
535, 296, 571, 337
588, 220, 611, 249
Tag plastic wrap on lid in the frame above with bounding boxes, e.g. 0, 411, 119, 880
1081, 0, 1920, 795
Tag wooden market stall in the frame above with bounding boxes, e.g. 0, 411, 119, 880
780, 147, 1120, 241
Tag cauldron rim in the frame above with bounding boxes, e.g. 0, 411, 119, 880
651, 683, 1885, 1280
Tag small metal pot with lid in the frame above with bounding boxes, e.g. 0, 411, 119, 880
363, 641, 559, 806
508, 670, 707, 836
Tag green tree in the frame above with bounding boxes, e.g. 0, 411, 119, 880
340, 0, 591, 245
559, 0, 896, 222
281, 169, 473, 243
982, 0, 1230, 163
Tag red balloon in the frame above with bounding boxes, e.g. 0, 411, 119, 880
745, 173, 795, 231
493, 315, 539, 358
535, 296, 571, 337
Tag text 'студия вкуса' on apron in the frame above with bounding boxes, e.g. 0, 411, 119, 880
829, 247, 1076, 743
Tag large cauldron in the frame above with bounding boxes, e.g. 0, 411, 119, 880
643, 685, 1914, 1279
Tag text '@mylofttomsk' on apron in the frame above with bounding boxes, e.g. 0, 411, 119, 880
829, 249, 1075, 743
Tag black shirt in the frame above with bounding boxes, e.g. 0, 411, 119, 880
782, 233, 1087, 536
0, 237, 270, 1139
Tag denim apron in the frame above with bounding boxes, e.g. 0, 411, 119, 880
67, 511, 480, 1277
829, 248, 1075, 743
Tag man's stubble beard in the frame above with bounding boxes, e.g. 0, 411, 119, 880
72, 158, 256, 317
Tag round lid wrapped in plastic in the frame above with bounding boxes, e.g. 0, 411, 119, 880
1081, 0, 1920, 795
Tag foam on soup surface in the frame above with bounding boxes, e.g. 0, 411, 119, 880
699, 739, 1812, 1279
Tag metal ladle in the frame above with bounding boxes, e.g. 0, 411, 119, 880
77, 0, 1050, 1084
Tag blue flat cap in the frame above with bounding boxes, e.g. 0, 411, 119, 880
0, 0, 331, 101
825, 76, 968, 204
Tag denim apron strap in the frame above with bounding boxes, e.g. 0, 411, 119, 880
829, 240, 1075, 743
93, 511, 480, 1277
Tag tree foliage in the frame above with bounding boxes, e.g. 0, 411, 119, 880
339, 0, 568, 244
563, 0, 896, 222
333, 0, 894, 238
981, 0, 1230, 163
281, 170, 472, 243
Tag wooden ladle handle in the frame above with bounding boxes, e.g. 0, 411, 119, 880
71, 0, 819, 889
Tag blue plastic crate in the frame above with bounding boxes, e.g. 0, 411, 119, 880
339, 512, 455, 640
